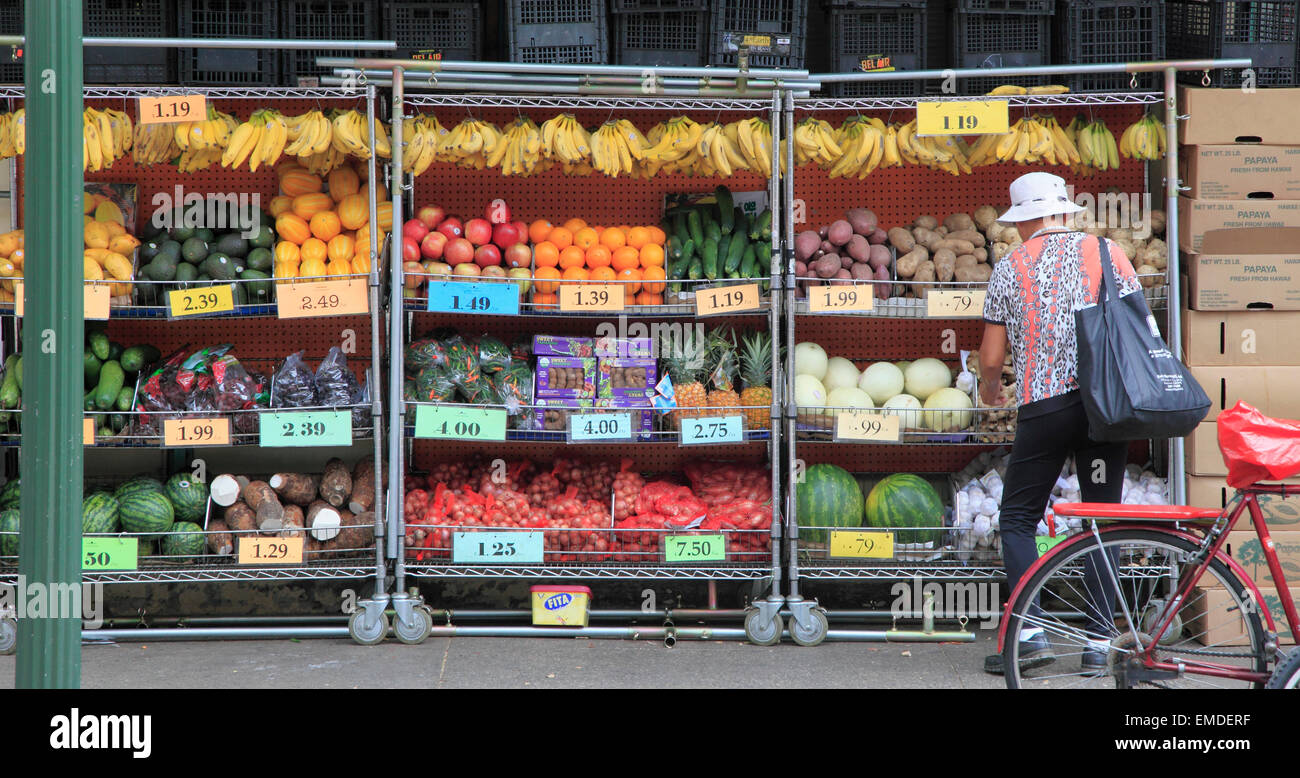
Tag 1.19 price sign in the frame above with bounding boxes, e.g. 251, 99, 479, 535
915, 99, 1009, 137
695, 283, 760, 316
138, 94, 206, 126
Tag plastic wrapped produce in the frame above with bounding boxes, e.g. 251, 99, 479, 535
272, 351, 317, 408
404, 339, 448, 371
415, 366, 457, 402
476, 335, 512, 374
315, 347, 361, 409
442, 335, 480, 389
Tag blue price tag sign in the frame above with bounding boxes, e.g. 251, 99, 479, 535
426, 280, 520, 316
259, 410, 352, 447
567, 412, 632, 443
413, 405, 508, 441
680, 415, 744, 445
83, 537, 137, 570
452, 530, 544, 565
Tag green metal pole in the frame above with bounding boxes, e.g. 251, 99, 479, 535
16, 0, 83, 688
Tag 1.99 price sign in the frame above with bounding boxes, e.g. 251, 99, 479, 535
162, 417, 231, 447
806, 284, 874, 313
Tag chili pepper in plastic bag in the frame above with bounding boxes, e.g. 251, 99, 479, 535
404, 339, 448, 371
415, 366, 457, 402
476, 335, 512, 374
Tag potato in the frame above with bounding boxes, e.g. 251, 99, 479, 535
933, 248, 957, 282
812, 255, 841, 278
1115, 238, 1138, 260
830, 267, 853, 286
933, 238, 975, 256
887, 227, 915, 252
912, 227, 940, 249
943, 213, 974, 232
895, 248, 924, 278
1149, 209, 1167, 236
973, 247, 987, 263
948, 229, 986, 248
794, 230, 821, 262
846, 234, 872, 262
828, 220, 853, 246
840, 254, 854, 270
821, 239, 835, 255
1107, 227, 1133, 243
794, 260, 808, 277
869, 227, 888, 245
973, 205, 998, 230
955, 253, 979, 270
1136, 264, 1159, 288
868, 244, 892, 271
912, 260, 936, 285
874, 265, 891, 298
849, 262, 874, 281
914, 215, 938, 230
955, 264, 993, 283
991, 242, 1010, 262
845, 208, 878, 236
999, 226, 1020, 243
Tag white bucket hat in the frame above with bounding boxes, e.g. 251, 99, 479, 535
997, 171, 1086, 223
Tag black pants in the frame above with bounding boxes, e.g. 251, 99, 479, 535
1001, 391, 1128, 638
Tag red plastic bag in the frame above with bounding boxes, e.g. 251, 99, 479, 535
1217, 402, 1300, 488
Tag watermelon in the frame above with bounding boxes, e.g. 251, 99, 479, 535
0, 508, 17, 556
81, 490, 120, 534
160, 521, 205, 558
118, 490, 174, 539
164, 474, 209, 524
864, 474, 945, 545
137, 539, 155, 558
796, 463, 864, 542
0, 479, 19, 509
115, 476, 164, 501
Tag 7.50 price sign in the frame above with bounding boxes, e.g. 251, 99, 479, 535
664, 534, 726, 563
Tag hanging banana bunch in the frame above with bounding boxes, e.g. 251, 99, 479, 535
402, 114, 448, 176
590, 118, 642, 178
638, 116, 702, 176
133, 119, 180, 167
283, 109, 334, 158
439, 117, 501, 170
1075, 116, 1120, 171
698, 120, 751, 177
732, 117, 773, 179
489, 116, 545, 177
0, 110, 23, 160
83, 106, 132, 172
540, 112, 592, 166
1064, 115, 1097, 178
1119, 112, 1166, 161
792, 116, 842, 168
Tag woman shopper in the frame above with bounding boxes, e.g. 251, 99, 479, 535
977, 172, 1137, 676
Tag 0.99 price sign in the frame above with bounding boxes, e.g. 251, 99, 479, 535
163, 417, 231, 448
833, 412, 901, 444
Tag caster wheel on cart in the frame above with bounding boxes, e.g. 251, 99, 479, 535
789, 609, 829, 647
348, 610, 389, 646
744, 608, 782, 646
394, 607, 433, 645
0, 617, 15, 655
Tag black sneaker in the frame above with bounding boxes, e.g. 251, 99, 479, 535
984, 632, 1056, 675
1081, 646, 1109, 674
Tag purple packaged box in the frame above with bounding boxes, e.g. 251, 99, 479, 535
535, 356, 596, 398
534, 398, 594, 432
596, 397, 654, 439
532, 335, 595, 357
597, 358, 657, 400
594, 336, 653, 359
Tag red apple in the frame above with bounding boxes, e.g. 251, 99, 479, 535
402, 218, 429, 243
420, 230, 448, 260
481, 265, 507, 279
486, 199, 512, 225
443, 237, 475, 266
492, 222, 519, 249
423, 261, 452, 280
465, 218, 493, 246
417, 205, 446, 230
402, 260, 425, 289
436, 216, 464, 240
402, 236, 421, 264
452, 262, 481, 278
474, 243, 502, 268
512, 220, 529, 243
504, 242, 532, 269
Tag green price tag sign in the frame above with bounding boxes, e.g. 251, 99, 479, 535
259, 410, 352, 447
82, 537, 137, 571
413, 405, 508, 441
680, 415, 744, 445
664, 534, 726, 563
1036, 534, 1067, 557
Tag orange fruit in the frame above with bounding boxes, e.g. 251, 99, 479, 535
611, 246, 641, 272
617, 267, 642, 295
599, 227, 626, 251
641, 265, 666, 293
636, 292, 664, 306
639, 243, 664, 268
562, 218, 588, 233
309, 210, 342, 242
532, 292, 559, 307
528, 219, 553, 244
559, 245, 586, 269
626, 226, 651, 249
547, 226, 573, 251
534, 241, 560, 268
647, 226, 667, 245
589, 266, 617, 283
573, 227, 599, 251
562, 266, 590, 284
535, 266, 561, 294
585, 245, 612, 269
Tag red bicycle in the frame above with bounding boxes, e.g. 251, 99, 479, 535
998, 403, 1300, 689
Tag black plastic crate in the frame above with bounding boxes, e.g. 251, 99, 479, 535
179, 0, 282, 86
1056, 1, 1165, 92
613, 8, 708, 66
0, 1, 19, 85
612, 0, 708, 9
829, 2, 928, 97
953, 5, 1052, 94
1168, 0, 1300, 88
508, 0, 609, 64
708, 0, 808, 69
958, 0, 1054, 11
384, 1, 481, 62
84, 0, 176, 84
283, 0, 380, 84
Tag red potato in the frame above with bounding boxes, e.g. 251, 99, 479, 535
812, 254, 842, 278
869, 227, 888, 245
867, 244, 892, 271
845, 208, 878, 236
820, 239, 835, 254
845, 234, 871, 263
794, 260, 808, 277
849, 263, 874, 281
829, 268, 853, 286
794, 231, 821, 262
840, 255, 854, 270
827, 220, 853, 246
874, 265, 891, 299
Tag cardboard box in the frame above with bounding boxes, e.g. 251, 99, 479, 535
1178, 87, 1300, 146
1220, 531, 1300, 588
1188, 365, 1300, 421
1185, 421, 1226, 476
1178, 198, 1300, 253
1182, 309, 1300, 365
595, 397, 654, 439
1180, 145, 1300, 200
1184, 585, 1297, 646
531, 335, 594, 357
534, 356, 596, 399
531, 398, 593, 431
1183, 227, 1300, 310
1185, 475, 1300, 527
594, 336, 653, 359
597, 358, 656, 400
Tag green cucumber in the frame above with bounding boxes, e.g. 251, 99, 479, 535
119, 344, 161, 373
0, 355, 18, 410
87, 331, 110, 361
704, 218, 722, 245
94, 360, 125, 411
84, 392, 97, 412
734, 206, 749, 238
688, 256, 703, 281
725, 235, 746, 275
716, 186, 734, 232
115, 385, 134, 412
13, 356, 20, 392
752, 210, 773, 241
109, 413, 126, 433
667, 236, 683, 263
716, 234, 732, 278
740, 244, 759, 280
672, 212, 689, 246
83, 350, 102, 388
702, 237, 719, 281
686, 210, 704, 247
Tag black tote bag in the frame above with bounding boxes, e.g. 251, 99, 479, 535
1074, 238, 1210, 441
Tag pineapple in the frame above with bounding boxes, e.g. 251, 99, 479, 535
704, 326, 740, 417
663, 326, 708, 428
738, 330, 773, 430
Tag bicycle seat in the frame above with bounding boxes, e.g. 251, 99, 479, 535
1052, 502, 1222, 523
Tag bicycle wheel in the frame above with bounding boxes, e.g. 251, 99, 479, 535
1265, 648, 1300, 689
1005, 528, 1268, 689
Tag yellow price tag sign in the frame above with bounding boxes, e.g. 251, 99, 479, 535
167, 284, 235, 317
695, 283, 760, 316
14, 281, 111, 319
806, 284, 874, 313
83, 417, 95, 446
138, 94, 206, 126
926, 289, 987, 318
833, 412, 902, 443
828, 529, 895, 559
915, 100, 1010, 137
162, 417, 230, 448
237, 536, 304, 565
276, 278, 369, 319
741, 34, 772, 48
559, 283, 625, 313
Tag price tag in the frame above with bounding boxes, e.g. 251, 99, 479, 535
162, 417, 231, 447
741, 34, 772, 48
452, 530, 544, 565
412, 405, 507, 441
695, 283, 760, 316
679, 415, 744, 445
664, 534, 726, 563
14, 281, 111, 319
82, 537, 137, 570
916, 99, 1010, 136
237, 536, 304, 565
83, 417, 95, 446
259, 410, 352, 447
276, 278, 368, 318
1037, 534, 1068, 557
926, 289, 987, 318
166, 284, 235, 318
567, 412, 632, 443
559, 284, 625, 312
138, 94, 206, 125
426, 280, 520, 316
807, 284, 874, 313
828, 529, 895, 559
833, 412, 902, 443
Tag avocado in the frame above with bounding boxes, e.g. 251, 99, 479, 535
169, 224, 195, 242
245, 247, 273, 272
158, 240, 182, 261
173, 262, 198, 283
144, 254, 178, 282
194, 227, 216, 244
239, 269, 271, 300
181, 237, 208, 264
248, 225, 275, 250
214, 233, 249, 259
201, 253, 237, 281
139, 240, 162, 263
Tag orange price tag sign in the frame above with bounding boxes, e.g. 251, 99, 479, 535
694, 283, 760, 316
276, 278, 369, 319
926, 289, 987, 318
807, 284, 874, 313
138, 94, 206, 125
237, 537, 304, 565
559, 283, 625, 312
14, 281, 110, 319
833, 412, 902, 443
162, 417, 230, 448
83, 417, 95, 446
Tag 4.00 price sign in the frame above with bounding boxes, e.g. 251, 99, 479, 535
413, 405, 507, 442
259, 410, 352, 447
567, 412, 632, 443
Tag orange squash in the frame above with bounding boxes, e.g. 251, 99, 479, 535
83, 221, 110, 249
273, 260, 298, 279
375, 201, 393, 232
298, 257, 328, 279
361, 178, 388, 203
280, 169, 324, 197
275, 213, 312, 245
291, 192, 334, 221
300, 237, 328, 265
325, 258, 351, 276
327, 167, 360, 202
350, 254, 371, 275
274, 240, 300, 265
268, 195, 293, 218
309, 211, 342, 242
337, 193, 369, 231
327, 234, 355, 264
